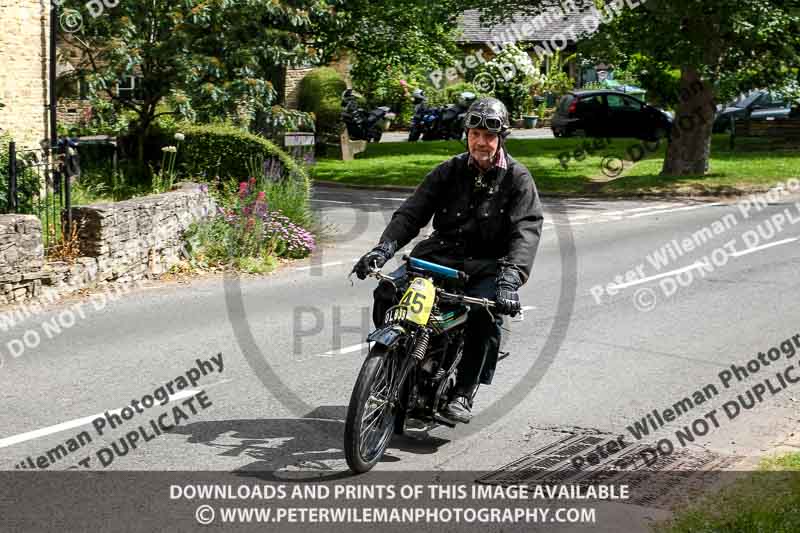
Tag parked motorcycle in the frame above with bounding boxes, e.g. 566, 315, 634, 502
345, 255, 515, 473
408, 89, 431, 142
341, 89, 396, 143
408, 90, 477, 142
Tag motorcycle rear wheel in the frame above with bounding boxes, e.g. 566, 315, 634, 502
344, 345, 399, 473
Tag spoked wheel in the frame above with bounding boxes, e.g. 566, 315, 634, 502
344, 346, 400, 473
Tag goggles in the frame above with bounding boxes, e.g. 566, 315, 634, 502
464, 111, 504, 133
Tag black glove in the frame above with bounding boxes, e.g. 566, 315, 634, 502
353, 241, 397, 280
495, 264, 523, 316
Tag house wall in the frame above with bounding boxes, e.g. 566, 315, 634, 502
283, 67, 315, 110
0, 1, 50, 149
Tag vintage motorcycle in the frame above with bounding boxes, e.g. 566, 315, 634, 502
345, 255, 510, 474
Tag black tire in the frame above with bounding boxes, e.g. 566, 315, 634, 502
344, 346, 399, 473
408, 127, 421, 142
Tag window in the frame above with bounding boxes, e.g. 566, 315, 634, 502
55, 76, 90, 101
117, 76, 144, 101
754, 92, 786, 108
558, 95, 575, 113
577, 95, 604, 111
607, 94, 642, 110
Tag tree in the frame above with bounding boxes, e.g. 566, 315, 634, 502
59, 0, 337, 160
315, 0, 461, 103
462, 0, 800, 176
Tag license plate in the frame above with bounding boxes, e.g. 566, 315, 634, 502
399, 277, 435, 326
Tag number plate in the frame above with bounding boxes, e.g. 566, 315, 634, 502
399, 277, 435, 326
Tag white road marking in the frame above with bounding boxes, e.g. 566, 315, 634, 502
294, 261, 344, 271
730, 237, 798, 257
597, 203, 676, 217
0, 380, 232, 449
311, 199, 350, 204
521, 306, 536, 311
374, 197, 406, 201
608, 261, 708, 291
316, 343, 370, 357
627, 202, 724, 219
608, 236, 800, 292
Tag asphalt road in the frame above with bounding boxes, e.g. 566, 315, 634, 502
2, 181, 800, 530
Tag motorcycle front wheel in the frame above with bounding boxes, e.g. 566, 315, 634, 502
344, 345, 400, 473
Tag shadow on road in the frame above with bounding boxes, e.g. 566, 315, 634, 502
170, 405, 451, 479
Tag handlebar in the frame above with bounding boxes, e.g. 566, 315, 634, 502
356, 267, 496, 309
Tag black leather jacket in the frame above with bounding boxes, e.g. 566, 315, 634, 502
379, 150, 544, 284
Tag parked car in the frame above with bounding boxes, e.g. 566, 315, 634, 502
712, 90, 792, 133
551, 90, 672, 141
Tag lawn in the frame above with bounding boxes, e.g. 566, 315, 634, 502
311, 134, 800, 196
656, 452, 800, 532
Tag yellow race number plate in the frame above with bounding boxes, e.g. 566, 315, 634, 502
399, 277, 435, 326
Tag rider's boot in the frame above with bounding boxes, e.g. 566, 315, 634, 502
442, 384, 477, 424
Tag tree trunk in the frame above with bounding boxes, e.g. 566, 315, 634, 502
660, 67, 716, 176
137, 130, 146, 162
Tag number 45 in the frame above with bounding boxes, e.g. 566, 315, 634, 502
400, 290, 426, 314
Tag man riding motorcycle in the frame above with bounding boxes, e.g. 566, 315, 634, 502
353, 97, 544, 423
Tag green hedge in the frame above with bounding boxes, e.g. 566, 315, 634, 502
299, 67, 347, 142
176, 123, 308, 185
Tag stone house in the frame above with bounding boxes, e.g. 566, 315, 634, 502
0, 1, 51, 149
455, 6, 603, 87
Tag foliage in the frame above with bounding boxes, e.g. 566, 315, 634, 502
0, 133, 44, 214
536, 100, 548, 119
299, 67, 347, 143
579, 52, 680, 107
184, 177, 315, 273
253, 106, 316, 142
656, 453, 800, 533
324, 0, 460, 107
174, 123, 309, 188
247, 157, 314, 228
464, 0, 800, 175
299, 67, 348, 112
151, 134, 183, 194
46, 219, 83, 263
58, 0, 337, 159
532, 50, 575, 100
474, 44, 538, 119
312, 135, 800, 195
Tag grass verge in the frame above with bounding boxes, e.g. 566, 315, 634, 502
655, 452, 800, 532
311, 135, 800, 196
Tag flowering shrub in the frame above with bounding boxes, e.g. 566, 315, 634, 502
264, 211, 316, 259
185, 177, 315, 272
